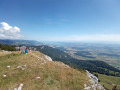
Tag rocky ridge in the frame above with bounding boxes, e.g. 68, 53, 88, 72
84, 70, 105, 90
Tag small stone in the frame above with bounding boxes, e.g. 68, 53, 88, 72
14, 88, 17, 90
22, 68, 25, 70
23, 64, 26, 67
3, 74, 7, 77
36, 77, 40, 79
18, 83, 24, 90
17, 66, 22, 68
84, 84, 87, 87
7, 65, 11, 69
84, 86, 91, 90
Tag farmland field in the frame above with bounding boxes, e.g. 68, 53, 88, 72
53, 42, 120, 70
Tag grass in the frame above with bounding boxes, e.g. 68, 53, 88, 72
0, 51, 12, 56
96, 73, 120, 90
0, 51, 89, 90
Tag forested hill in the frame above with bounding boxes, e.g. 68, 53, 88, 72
34, 45, 72, 63
34, 45, 120, 77
0, 44, 16, 51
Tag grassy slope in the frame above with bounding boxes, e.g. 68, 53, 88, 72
97, 73, 120, 90
0, 51, 13, 56
0, 51, 89, 90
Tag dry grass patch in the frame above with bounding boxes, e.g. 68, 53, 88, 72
0, 51, 89, 90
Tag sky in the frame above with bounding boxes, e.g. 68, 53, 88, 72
0, 0, 120, 42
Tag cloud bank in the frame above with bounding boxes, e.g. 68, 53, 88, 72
39, 34, 120, 42
0, 22, 23, 39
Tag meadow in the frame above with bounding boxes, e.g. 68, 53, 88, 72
0, 51, 89, 90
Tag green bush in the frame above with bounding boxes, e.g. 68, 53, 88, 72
0, 44, 16, 51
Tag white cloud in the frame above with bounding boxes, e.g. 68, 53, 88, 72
0, 22, 23, 39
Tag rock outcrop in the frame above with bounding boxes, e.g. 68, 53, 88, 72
44, 55, 52, 61
84, 70, 105, 90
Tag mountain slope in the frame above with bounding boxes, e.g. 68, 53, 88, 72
0, 51, 90, 90
34, 45, 120, 77
34, 45, 72, 63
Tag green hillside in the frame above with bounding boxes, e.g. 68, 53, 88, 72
96, 73, 120, 90
0, 51, 89, 90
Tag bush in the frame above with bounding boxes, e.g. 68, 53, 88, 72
0, 44, 16, 51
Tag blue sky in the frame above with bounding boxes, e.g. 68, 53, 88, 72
0, 0, 120, 42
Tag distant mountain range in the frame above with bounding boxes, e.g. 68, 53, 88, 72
0, 39, 42, 46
